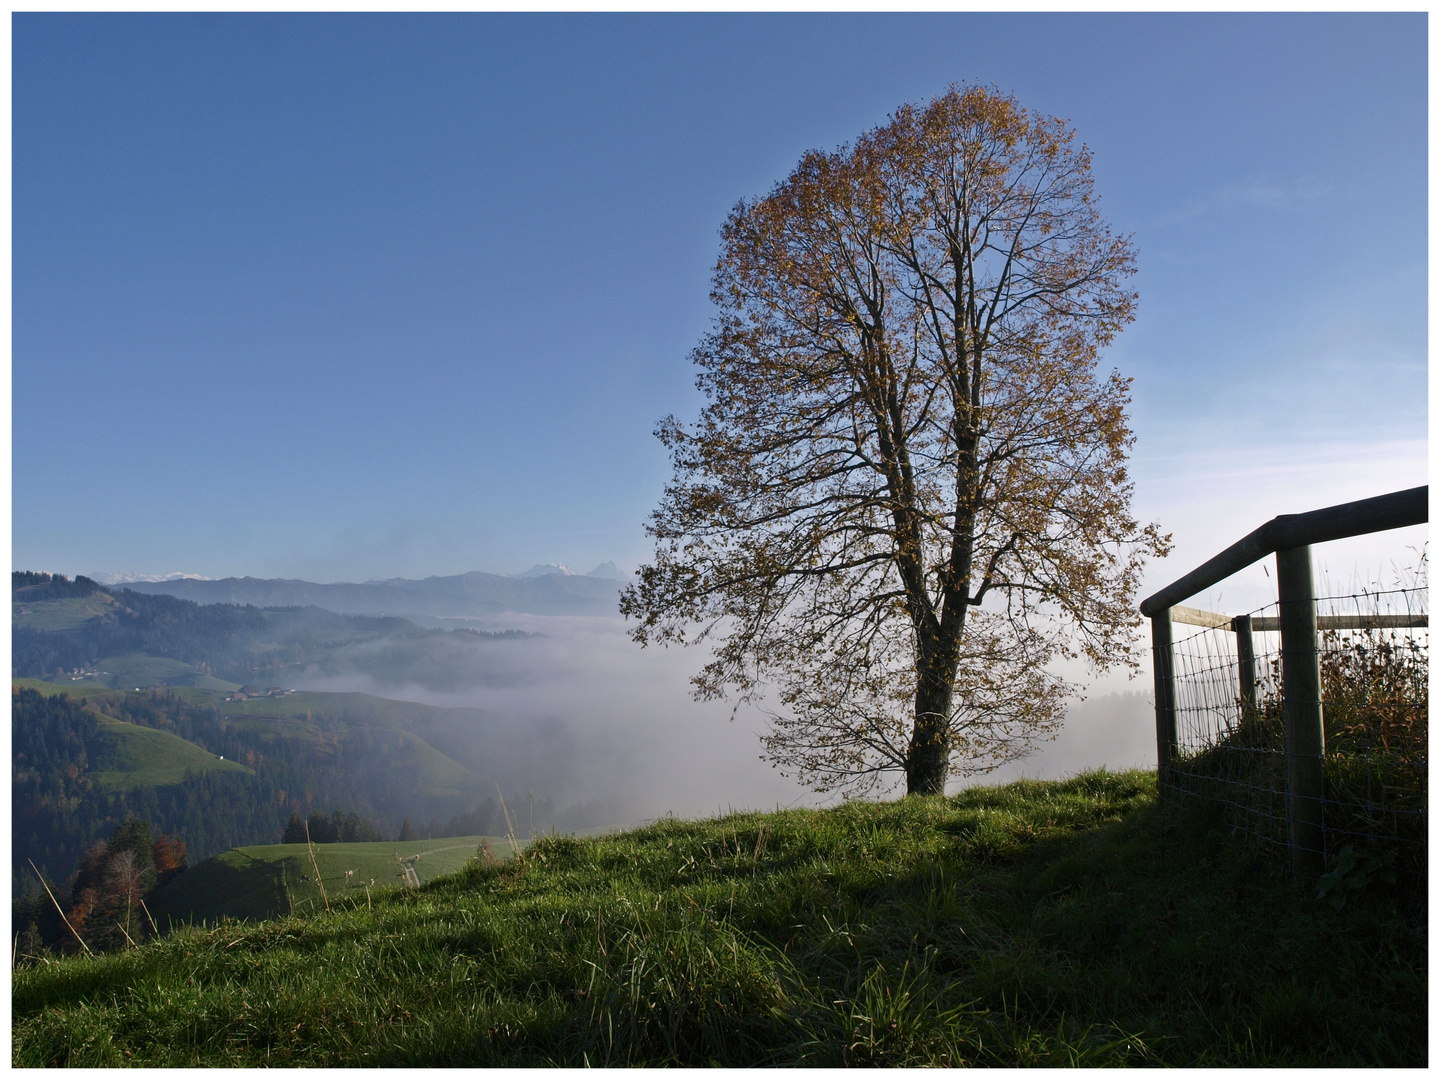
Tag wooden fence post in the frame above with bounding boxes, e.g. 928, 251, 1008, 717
1151, 609, 1178, 794
1231, 613, 1256, 711
1276, 545, 1325, 875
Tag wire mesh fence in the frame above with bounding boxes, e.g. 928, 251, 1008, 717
1167, 584, 1427, 879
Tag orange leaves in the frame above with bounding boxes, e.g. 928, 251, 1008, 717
152, 833, 188, 883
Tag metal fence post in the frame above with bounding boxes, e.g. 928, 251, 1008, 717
1276, 545, 1325, 875
1151, 609, 1178, 794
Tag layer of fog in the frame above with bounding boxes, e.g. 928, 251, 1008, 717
297, 615, 817, 825
289, 445, 1427, 830
295, 612, 1163, 827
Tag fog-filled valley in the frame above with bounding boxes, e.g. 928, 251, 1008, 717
294, 608, 1159, 820
14, 569, 1160, 850
297, 612, 816, 821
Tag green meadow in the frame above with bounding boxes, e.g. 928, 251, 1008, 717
86, 715, 253, 791
12, 591, 121, 632
147, 836, 520, 926
12, 771, 1424, 1067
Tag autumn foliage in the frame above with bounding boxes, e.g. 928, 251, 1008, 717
60, 819, 187, 953
625, 84, 1168, 795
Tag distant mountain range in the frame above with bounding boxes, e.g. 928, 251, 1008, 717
116, 569, 624, 618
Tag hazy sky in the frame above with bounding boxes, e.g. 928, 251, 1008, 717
14, 13, 1428, 593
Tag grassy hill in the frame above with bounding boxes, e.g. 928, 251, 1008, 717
205, 688, 465, 723
89, 715, 253, 791
14, 681, 497, 741
199, 690, 484, 802
94, 653, 241, 691
194, 689, 508, 799
11, 680, 252, 791
14, 680, 489, 810
148, 836, 520, 926
11, 771, 1425, 1067
12, 590, 121, 632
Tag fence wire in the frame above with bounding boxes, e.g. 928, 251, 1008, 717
1168, 585, 1427, 877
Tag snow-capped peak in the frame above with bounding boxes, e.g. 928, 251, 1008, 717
89, 571, 214, 585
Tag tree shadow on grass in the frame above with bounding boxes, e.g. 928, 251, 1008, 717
828, 799, 1425, 1067
148, 849, 293, 928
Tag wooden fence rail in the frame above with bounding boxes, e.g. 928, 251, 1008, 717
1140, 485, 1428, 875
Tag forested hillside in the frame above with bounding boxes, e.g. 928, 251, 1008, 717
13, 683, 609, 903
13, 571, 108, 602
13, 688, 285, 893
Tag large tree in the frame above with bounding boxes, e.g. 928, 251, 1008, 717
622, 85, 1169, 796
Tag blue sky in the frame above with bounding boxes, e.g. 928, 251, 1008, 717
13, 13, 1427, 588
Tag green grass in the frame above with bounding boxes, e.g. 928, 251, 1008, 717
88, 716, 253, 791
94, 654, 240, 691
12, 592, 121, 631
389, 732, 475, 799
12, 770, 1425, 1067
148, 836, 521, 926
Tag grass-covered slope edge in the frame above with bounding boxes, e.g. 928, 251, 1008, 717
12, 770, 1425, 1068
147, 836, 520, 926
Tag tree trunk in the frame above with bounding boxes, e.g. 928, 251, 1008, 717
901, 495, 975, 796
903, 400, 980, 796
906, 660, 956, 794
